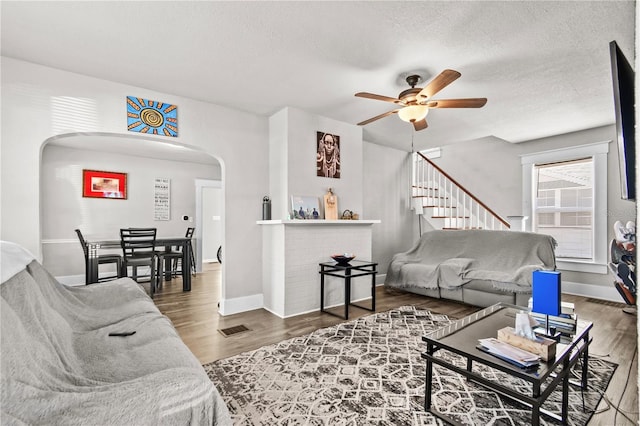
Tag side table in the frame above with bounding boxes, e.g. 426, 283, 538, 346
318, 259, 377, 320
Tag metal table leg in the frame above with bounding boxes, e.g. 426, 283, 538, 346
320, 265, 326, 313
182, 241, 192, 291
424, 343, 434, 412
370, 268, 376, 311
344, 267, 352, 320
87, 243, 100, 284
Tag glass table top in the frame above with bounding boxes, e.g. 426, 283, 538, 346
423, 302, 593, 379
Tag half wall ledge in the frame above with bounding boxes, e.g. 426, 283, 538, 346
257, 219, 381, 225
259, 219, 380, 318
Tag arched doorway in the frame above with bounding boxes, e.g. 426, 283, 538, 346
39, 132, 224, 303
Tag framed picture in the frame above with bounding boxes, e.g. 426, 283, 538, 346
317, 131, 340, 179
126, 96, 178, 137
291, 195, 322, 219
82, 169, 127, 199
154, 178, 170, 220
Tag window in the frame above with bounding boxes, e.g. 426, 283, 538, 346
521, 142, 609, 274
534, 158, 593, 259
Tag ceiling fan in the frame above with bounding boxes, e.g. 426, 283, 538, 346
355, 69, 487, 131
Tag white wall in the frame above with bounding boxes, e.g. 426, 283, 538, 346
40, 144, 220, 278
269, 109, 289, 220
1, 57, 268, 311
363, 142, 417, 278
269, 107, 364, 220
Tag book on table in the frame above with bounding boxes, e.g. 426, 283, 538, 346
527, 299, 577, 333
477, 338, 540, 368
528, 300, 576, 324
528, 300, 575, 313
530, 312, 577, 333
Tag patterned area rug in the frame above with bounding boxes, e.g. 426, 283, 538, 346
204, 306, 616, 425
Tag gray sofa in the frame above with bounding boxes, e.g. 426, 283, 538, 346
0, 241, 230, 425
384, 230, 557, 307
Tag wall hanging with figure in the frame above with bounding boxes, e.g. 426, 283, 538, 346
316, 131, 340, 178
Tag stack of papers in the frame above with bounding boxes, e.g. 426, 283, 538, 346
477, 338, 540, 368
528, 300, 577, 333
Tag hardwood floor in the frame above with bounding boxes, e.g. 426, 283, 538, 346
154, 263, 638, 425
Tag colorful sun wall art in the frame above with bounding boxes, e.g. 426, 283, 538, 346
126, 96, 178, 137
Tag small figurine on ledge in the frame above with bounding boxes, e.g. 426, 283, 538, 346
324, 188, 338, 220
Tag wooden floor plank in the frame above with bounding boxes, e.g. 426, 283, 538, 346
154, 264, 638, 425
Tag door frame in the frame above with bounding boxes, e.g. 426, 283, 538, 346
195, 179, 223, 273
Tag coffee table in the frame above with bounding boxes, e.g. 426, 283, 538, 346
422, 302, 592, 426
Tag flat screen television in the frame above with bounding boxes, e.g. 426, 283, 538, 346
609, 40, 636, 201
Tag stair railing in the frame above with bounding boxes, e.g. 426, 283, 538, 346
412, 152, 510, 230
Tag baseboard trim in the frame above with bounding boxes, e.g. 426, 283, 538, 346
562, 280, 622, 303
267, 296, 375, 319
218, 293, 264, 316
261, 306, 284, 318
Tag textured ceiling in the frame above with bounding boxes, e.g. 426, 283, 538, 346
1, 1, 635, 154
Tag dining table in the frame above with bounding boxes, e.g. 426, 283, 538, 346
83, 236, 193, 291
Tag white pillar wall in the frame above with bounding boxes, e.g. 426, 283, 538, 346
268, 107, 364, 221
263, 107, 381, 318
260, 220, 379, 318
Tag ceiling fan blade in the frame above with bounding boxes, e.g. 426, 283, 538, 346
417, 69, 461, 101
426, 98, 487, 108
413, 119, 428, 131
355, 92, 403, 104
357, 109, 400, 126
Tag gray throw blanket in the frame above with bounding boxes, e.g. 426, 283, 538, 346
385, 229, 557, 293
1, 256, 230, 425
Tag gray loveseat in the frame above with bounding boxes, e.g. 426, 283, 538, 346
0, 241, 230, 425
384, 229, 557, 307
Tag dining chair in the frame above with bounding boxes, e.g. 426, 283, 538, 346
120, 228, 160, 297
75, 229, 123, 284
187, 227, 196, 275
159, 227, 196, 280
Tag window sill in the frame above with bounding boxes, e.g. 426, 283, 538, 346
556, 259, 608, 274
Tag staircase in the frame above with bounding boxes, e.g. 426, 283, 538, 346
412, 152, 510, 231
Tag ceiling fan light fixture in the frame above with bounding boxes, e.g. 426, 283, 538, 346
398, 105, 429, 123
355, 69, 485, 128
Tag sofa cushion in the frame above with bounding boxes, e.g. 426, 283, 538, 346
399, 263, 439, 288
438, 258, 474, 289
